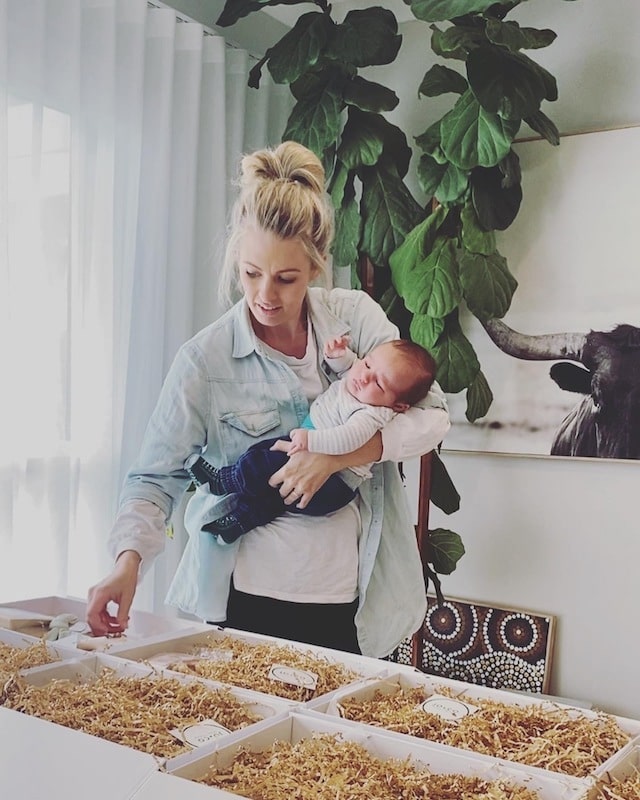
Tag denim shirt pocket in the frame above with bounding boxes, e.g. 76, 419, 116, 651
220, 407, 281, 438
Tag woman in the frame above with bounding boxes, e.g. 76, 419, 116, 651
86, 141, 450, 657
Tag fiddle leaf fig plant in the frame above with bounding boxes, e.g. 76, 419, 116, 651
216, 0, 577, 594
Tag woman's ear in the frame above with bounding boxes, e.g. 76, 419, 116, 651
392, 401, 410, 413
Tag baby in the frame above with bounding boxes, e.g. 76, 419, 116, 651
185, 337, 436, 543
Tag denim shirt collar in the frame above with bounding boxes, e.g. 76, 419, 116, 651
231, 289, 351, 361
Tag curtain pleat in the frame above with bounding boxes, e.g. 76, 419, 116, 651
0, 0, 291, 610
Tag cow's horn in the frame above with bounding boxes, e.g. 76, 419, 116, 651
482, 318, 586, 361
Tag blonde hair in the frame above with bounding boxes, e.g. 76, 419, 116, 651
220, 141, 335, 307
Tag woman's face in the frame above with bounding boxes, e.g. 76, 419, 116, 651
238, 225, 318, 333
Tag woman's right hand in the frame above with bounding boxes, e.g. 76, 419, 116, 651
267, 447, 336, 509
86, 550, 141, 637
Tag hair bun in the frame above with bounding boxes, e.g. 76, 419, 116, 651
241, 141, 325, 196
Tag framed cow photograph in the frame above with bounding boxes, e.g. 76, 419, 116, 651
444, 126, 640, 461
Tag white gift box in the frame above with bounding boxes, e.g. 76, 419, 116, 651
111, 624, 390, 702
164, 710, 590, 799
584, 744, 640, 798
2, 652, 290, 762
306, 669, 640, 784
0, 706, 159, 800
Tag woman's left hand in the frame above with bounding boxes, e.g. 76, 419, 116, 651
267, 446, 335, 509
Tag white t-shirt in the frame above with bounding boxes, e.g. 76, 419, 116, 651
232, 325, 361, 603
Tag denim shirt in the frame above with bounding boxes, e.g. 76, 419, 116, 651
121, 287, 450, 658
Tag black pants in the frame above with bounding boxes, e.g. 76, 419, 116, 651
224, 581, 361, 654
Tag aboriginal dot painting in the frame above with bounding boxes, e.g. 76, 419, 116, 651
389, 596, 555, 694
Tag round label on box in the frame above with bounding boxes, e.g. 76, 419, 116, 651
268, 664, 318, 689
178, 721, 232, 748
419, 694, 479, 721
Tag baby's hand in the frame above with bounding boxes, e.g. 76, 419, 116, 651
324, 335, 349, 360
288, 428, 309, 456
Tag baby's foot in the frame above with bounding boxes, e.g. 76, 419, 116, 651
184, 454, 224, 495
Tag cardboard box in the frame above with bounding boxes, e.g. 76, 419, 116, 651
3, 652, 290, 761
111, 625, 390, 702
0, 594, 206, 650
165, 710, 590, 799
0, 707, 159, 800
306, 670, 640, 782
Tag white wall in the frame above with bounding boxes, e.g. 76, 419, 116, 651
396, 0, 640, 718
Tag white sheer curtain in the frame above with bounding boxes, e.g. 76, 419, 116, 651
0, 0, 291, 612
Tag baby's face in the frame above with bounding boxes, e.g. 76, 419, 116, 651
345, 343, 411, 409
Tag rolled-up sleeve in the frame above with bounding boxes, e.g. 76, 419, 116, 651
379, 382, 451, 462
108, 498, 167, 578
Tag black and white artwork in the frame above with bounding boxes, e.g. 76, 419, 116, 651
444, 126, 640, 461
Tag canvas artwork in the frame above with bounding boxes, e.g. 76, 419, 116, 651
391, 596, 555, 695
444, 126, 640, 461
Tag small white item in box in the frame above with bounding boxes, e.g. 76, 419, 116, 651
309, 670, 640, 782
165, 710, 590, 799
111, 625, 390, 702
2, 652, 289, 761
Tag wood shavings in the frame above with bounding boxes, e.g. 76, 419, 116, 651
0, 640, 59, 680
1, 669, 261, 758
595, 768, 640, 799
337, 685, 630, 778
164, 636, 360, 701
198, 733, 542, 799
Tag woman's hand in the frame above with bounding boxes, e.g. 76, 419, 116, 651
267, 447, 337, 509
86, 550, 140, 636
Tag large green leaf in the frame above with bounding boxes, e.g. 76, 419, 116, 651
343, 76, 399, 113
458, 248, 518, 320
332, 185, 361, 268
430, 312, 480, 393
402, 237, 462, 318
485, 18, 557, 51
524, 109, 560, 146
325, 7, 401, 67
283, 92, 343, 155
419, 64, 468, 97
440, 90, 520, 169
465, 368, 493, 421
389, 205, 448, 295
217, 0, 302, 27
460, 202, 496, 254
410, 0, 495, 23
415, 121, 446, 164
429, 452, 461, 514
428, 528, 465, 574
267, 13, 332, 84
467, 45, 546, 120
290, 62, 352, 100
338, 110, 385, 170
359, 164, 424, 266
217, 0, 266, 27
428, 528, 466, 574
429, 23, 487, 60
340, 109, 412, 177
329, 160, 350, 208
418, 154, 469, 203
409, 312, 445, 350
470, 163, 522, 230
